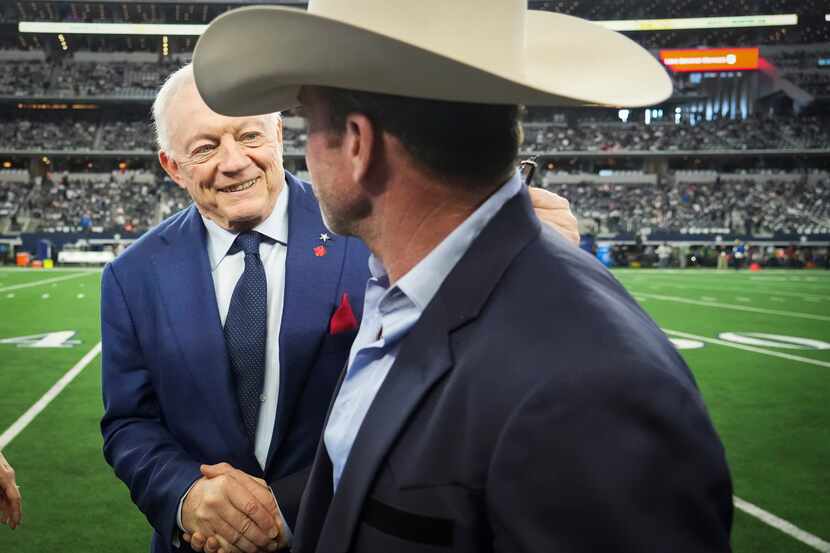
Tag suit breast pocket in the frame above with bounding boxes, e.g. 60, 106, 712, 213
317, 329, 358, 360
355, 496, 456, 551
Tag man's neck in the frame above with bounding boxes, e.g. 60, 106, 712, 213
361, 171, 501, 285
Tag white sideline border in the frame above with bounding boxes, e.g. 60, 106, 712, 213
0, 272, 97, 293
0, 342, 102, 450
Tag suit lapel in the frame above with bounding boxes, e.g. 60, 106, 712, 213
152, 205, 246, 445
312, 187, 542, 553
315, 314, 453, 553
266, 173, 348, 470
292, 367, 346, 553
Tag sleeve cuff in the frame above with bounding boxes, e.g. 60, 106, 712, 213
269, 485, 294, 549
173, 478, 201, 547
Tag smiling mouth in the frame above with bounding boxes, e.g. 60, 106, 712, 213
222, 177, 257, 193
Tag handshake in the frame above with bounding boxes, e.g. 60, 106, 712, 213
181, 463, 291, 553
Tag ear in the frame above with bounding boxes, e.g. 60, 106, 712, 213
158, 150, 187, 190
273, 116, 285, 157
275, 116, 284, 143
343, 113, 376, 185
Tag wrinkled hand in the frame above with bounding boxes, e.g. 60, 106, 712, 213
0, 452, 21, 529
181, 463, 283, 553
529, 187, 580, 246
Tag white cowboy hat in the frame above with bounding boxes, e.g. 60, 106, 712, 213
193, 0, 672, 117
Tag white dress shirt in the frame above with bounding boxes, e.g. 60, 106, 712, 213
202, 184, 289, 469
176, 184, 289, 535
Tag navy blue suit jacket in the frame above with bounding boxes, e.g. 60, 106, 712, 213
101, 173, 369, 553
294, 186, 733, 553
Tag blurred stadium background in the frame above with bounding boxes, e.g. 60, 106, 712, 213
0, 1, 828, 552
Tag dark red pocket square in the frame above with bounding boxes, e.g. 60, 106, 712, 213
329, 292, 358, 335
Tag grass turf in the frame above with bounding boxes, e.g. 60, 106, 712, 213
0, 267, 827, 552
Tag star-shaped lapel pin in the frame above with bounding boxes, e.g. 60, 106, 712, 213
319, 233, 331, 243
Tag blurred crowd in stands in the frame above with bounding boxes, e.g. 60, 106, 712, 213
1, 113, 828, 153
23, 172, 160, 233
521, 115, 830, 152
0, 57, 178, 98
98, 121, 154, 151
0, 119, 98, 150
541, 171, 830, 237
2, 55, 828, 101
0, 171, 182, 233
601, 241, 828, 269
1, 170, 827, 239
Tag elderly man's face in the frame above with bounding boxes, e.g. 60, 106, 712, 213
160, 81, 284, 232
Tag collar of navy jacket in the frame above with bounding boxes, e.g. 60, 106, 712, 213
294, 185, 542, 553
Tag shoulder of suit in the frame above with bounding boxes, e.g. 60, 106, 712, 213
284, 170, 322, 213
109, 204, 194, 269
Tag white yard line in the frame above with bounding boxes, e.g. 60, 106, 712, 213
734, 497, 830, 553
0, 342, 102, 449
662, 329, 830, 548
614, 269, 830, 280
0, 267, 101, 273
663, 329, 830, 368
634, 293, 830, 322
0, 272, 95, 293
1, 326, 827, 550
620, 279, 830, 299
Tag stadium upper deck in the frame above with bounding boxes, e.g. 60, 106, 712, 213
0, 2, 826, 183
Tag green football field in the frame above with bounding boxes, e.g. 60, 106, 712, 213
0, 266, 827, 552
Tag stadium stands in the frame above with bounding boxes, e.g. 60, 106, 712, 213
2, 112, 828, 154
0, 56, 177, 99
0, 119, 97, 150
0, 171, 182, 233
0, 0, 826, 250
3, 169, 827, 238
540, 170, 830, 236
521, 115, 829, 153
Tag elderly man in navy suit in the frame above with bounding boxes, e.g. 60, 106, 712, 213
101, 62, 580, 553
100, 63, 372, 553
189, 1, 734, 552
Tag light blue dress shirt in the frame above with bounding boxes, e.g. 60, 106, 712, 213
324, 172, 522, 490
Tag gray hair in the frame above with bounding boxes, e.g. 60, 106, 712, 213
152, 63, 281, 155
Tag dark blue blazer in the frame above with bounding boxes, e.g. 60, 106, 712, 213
294, 186, 733, 553
100, 173, 370, 553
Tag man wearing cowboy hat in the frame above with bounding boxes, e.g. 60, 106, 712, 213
190, 1, 733, 551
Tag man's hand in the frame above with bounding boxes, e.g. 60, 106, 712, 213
0, 452, 22, 529
181, 463, 282, 553
529, 187, 580, 246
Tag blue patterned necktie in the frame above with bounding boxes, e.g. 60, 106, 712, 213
223, 231, 267, 444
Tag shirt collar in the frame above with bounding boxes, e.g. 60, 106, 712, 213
202, 180, 289, 270
370, 171, 522, 312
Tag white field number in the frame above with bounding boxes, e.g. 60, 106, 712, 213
0, 331, 81, 348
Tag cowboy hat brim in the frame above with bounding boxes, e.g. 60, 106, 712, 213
193, 6, 672, 117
